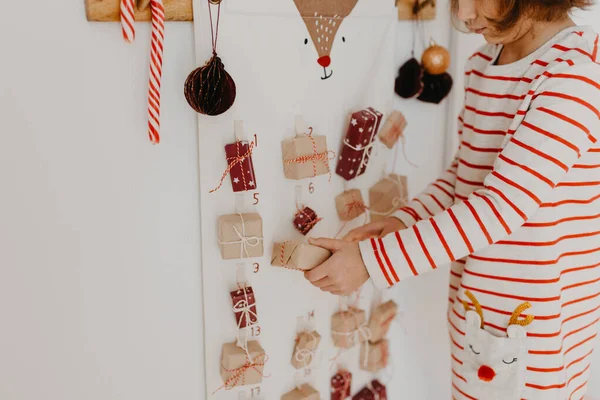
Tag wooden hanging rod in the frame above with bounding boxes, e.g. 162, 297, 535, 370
85, 0, 193, 21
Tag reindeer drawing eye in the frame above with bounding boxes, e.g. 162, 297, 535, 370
342, 36, 346, 42
503, 358, 518, 365
469, 345, 480, 355
304, 38, 308, 45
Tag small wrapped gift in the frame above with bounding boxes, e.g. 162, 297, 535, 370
217, 213, 264, 260
281, 383, 320, 400
220, 341, 266, 389
291, 330, 321, 369
378, 111, 407, 149
360, 339, 389, 372
271, 241, 331, 271
282, 134, 331, 180
294, 206, 321, 235
369, 174, 408, 222
352, 380, 387, 400
331, 308, 368, 348
367, 300, 398, 342
335, 189, 367, 221
331, 370, 352, 400
336, 108, 383, 181
230, 286, 258, 329
225, 140, 257, 192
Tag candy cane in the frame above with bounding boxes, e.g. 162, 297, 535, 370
119, 0, 165, 144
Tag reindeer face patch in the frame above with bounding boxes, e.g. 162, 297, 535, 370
293, 0, 359, 80
461, 291, 534, 400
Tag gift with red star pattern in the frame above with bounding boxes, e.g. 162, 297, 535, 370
336, 108, 383, 181
224, 140, 257, 192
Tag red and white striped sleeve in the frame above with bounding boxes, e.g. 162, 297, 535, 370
361, 62, 600, 289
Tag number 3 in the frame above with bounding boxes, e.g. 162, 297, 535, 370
253, 263, 260, 273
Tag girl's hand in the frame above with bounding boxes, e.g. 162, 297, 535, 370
304, 237, 369, 296
343, 217, 407, 242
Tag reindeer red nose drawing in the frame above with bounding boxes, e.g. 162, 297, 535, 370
293, 0, 359, 80
461, 290, 535, 400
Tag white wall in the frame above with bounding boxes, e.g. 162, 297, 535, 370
0, 1, 598, 399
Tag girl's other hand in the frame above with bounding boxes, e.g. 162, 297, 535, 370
343, 217, 407, 242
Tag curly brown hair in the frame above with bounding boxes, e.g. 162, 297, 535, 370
451, 0, 594, 32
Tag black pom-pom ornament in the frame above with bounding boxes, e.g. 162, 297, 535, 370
417, 71, 453, 104
394, 57, 424, 99
184, 54, 236, 116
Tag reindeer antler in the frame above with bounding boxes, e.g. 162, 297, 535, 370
462, 290, 484, 329
509, 302, 535, 327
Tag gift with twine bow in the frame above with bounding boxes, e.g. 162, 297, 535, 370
217, 340, 267, 391
230, 285, 258, 329
271, 241, 331, 271
331, 307, 370, 349
335, 189, 368, 222
331, 370, 352, 400
291, 330, 321, 369
360, 338, 389, 373
367, 300, 398, 343
336, 108, 383, 181
369, 174, 408, 222
217, 213, 264, 260
281, 383, 320, 400
210, 140, 257, 193
282, 128, 334, 180
352, 379, 387, 400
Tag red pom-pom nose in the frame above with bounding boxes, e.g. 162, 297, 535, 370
318, 56, 331, 67
478, 365, 496, 382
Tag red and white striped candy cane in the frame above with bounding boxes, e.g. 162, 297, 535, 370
119, 0, 165, 144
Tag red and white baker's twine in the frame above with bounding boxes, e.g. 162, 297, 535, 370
210, 140, 256, 193
120, 0, 165, 144
285, 128, 335, 181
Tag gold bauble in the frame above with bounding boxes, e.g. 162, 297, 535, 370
421, 44, 451, 75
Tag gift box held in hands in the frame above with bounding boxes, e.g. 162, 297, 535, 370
225, 140, 258, 192
217, 213, 264, 260
360, 339, 389, 373
335, 189, 367, 221
281, 383, 320, 400
369, 175, 408, 222
331, 370, 352, 400
271, 241, 331, 271
291, 330, 321, 369
352, 380, 387, 400
282, 133, 331, 180
220, 341, 266, 389
230, 286, 258, 329
294, 206, 321, 235
367, 300, 398, 342
336, 108, 383, 181
378, 111, 407, 149
331, 308, 368, 348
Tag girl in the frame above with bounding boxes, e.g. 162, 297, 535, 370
305, 0, 600, 399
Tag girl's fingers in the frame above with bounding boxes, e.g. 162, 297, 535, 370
311, 276, 332, 288
320, 284, 339, 293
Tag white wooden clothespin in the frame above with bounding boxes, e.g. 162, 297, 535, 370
236, 263, 248, 288
235, 193, 245, 214
295, 185, 303, 209
234, 120, 245, 142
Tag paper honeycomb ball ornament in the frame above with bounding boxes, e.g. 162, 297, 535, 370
395, 57, 424, 99
184, 55, 236, 116
421, 42, 451, 75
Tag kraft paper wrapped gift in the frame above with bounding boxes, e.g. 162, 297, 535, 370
282, 134, 331, 180
331, 370, 352, 400
271, 241, 331, 271
369, 174, 408, 222
335, 189, 367, 221
352, 380, 387, 400
291, 330, 321, 369
220, 341, 266, 388
331, 308, 367, 348
230, 286, 258, 329
281, 383, 320, 400
378, 111, 407, 149
217, 213, 264, 260
367, 300, 398, 342
359, 339, 389, 373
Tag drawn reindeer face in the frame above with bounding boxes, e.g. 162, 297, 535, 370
293, 0, 359, 80
461, 291, 534, 400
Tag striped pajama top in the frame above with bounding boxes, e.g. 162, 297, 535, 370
360, 26, 600, 400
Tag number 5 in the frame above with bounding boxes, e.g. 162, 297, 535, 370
253, 193, 259, 205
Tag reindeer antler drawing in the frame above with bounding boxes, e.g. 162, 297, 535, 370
462, 290, 484, 329
509, 302, 535, 327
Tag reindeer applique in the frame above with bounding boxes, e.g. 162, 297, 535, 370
461, 290, 535, 400
293, 0, 359, 80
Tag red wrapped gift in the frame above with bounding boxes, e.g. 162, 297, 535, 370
352, 380, 387, 400
212, 140, 257, 193
331, 370, 352, 400
336, 108, 383, 181
294, 206, 321, 235
230, 286, 258, 328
